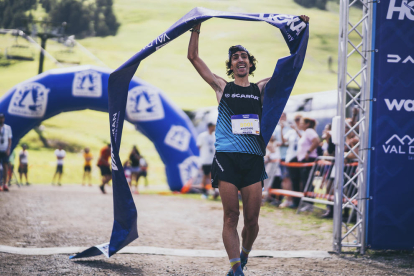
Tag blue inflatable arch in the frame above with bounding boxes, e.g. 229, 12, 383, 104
0, 65, 199, 191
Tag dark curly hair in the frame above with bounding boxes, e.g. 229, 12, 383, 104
225, 50, 257, 79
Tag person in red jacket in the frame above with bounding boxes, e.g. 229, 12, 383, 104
97, 144, 111, 194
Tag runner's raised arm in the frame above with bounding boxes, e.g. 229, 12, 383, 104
187, 23, 227, 102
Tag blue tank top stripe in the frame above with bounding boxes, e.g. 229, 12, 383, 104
217, 105, 251, 153
215, 82, 266, 156
220, 101, 261, 154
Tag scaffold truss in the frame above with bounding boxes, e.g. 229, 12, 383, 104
333, 0, 373, 254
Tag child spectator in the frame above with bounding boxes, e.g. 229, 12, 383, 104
52, 145, 66, 186
82, 147, 93, 186
18, 144, 29, 185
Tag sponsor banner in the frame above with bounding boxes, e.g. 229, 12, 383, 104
368, 0, 414, 250
178, 155, 200, 186
126, 86, 164, 121
8, 82, 49, 118
72, 70, 103, 98
164, 125, 191, 152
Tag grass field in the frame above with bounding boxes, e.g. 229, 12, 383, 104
0, 0, 364, 185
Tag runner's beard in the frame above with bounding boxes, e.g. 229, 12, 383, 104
235, 71, 248, 78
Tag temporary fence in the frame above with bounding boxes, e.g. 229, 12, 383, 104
268, 156, 359, 222
297, 157, 359, 215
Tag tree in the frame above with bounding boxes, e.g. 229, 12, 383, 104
294, 0, 328, 10
94, 0, 119, 36
48, 0, 119, 38
48, 0, 95, 37
0, 0, 37, 29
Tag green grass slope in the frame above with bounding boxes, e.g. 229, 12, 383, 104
0, 0, 363, 185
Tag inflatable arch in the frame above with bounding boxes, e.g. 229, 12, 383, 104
0, 65, 199, 191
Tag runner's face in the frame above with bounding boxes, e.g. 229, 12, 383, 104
230, 51, 251, 78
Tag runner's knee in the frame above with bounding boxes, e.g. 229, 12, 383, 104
244, 215, 259, 229
224, 210, 240, 228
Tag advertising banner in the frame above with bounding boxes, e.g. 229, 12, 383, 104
368, 0, 414, 250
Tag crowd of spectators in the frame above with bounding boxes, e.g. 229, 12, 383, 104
263, 108, 360, 216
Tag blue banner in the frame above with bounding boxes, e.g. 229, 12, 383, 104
72, 7, 308, 259
0, 65, 198, 192
367, 0, 414, 250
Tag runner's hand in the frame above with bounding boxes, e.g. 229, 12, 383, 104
300, 15, 310, 23
192, 23, 201, 31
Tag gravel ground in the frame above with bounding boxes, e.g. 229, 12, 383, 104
0, 185, 412, 275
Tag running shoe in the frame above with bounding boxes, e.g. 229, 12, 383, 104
226, 268, 244, 276
278, 200, 293, 208
100, 185, 106, 194
241, 258, 248, 270
3, 185, 9, 192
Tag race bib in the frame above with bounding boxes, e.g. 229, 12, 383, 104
231, 114, 260, 135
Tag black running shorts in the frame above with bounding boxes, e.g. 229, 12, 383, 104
211, 152, 267, 190
99, 165, 111, 176
56, 164, 63, 174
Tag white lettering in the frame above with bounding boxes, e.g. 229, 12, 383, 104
387, 54, 401, 63
404, 100, 414, 111
390, 145, 398, 153
410, 146, 414, 154
387, 0, 407, 20
111, 146, 118, 171
385, 98, 405, 111
387, 0, 414, 20
385, 99, 414, 111
399, 145, 406, 154
403, 55, 414, 63
383, 145, 390, 153
288, 17, 307, 36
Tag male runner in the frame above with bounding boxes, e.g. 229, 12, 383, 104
187, 15, 309, 276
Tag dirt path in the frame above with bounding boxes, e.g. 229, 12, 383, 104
0, 185, 412, 275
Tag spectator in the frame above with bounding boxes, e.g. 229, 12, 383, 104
344, 108, 359, 162
264, 135, 282, 206
18, 144, 29, 185
52, 145, 66, 186
137, 155, 149, 188
123, 160, 132, 187
273, 113, 291, 198
279, 114, 303, 208
196, 122, 216, 199
97, 144, 112, 194
296, 117, 320, 211
0, 113, 12, 191
273, 112, 290, 168
82, 147, 93, 186
129, 146, 141, 194
8, 149, 15, 186
321, 123, 335, 156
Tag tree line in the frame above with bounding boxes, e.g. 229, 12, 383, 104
0, 0, 119, 37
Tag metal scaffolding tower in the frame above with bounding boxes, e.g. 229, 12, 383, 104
333, 0, 374, 254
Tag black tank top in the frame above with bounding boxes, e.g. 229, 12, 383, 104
215, 82, 266, 156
